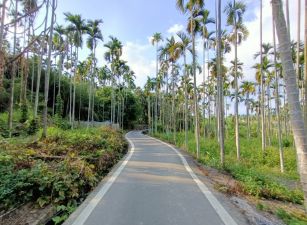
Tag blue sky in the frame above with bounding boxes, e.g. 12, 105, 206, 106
52, 0, 260, 86
36, 0, 305, 114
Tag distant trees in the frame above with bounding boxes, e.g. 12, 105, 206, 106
0, 0, 139, 137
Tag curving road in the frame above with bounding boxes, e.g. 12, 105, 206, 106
64, 131, 246, 225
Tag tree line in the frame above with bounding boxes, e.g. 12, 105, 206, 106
144, 0, 307, 209
0, 0, 144, 137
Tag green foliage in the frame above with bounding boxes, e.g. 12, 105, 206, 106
0, 88, 9, 112
55, 93, 64, 117
52, 201, 77, 225
54, 116, 71, 130
26, 118, 39, 135
20, 103, 28, 123
0, 127, 127, 213
276, 208, 307, 225
153, 130, 303, 205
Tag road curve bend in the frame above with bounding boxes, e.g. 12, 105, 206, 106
64, 131, 244, 225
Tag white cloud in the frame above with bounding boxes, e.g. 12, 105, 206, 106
222, 1, 305, 114
121, 41, 156, 87
225, 0, 305, 82
167, 24, 184, 35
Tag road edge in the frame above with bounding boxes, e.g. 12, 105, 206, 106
146, 134, 238, 225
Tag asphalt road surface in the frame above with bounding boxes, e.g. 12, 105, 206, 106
64, 131, 244, 225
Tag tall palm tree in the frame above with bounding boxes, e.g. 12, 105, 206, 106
8, 0, 19, 138
53, 25, 66, 112
271, 1, 283, 173
104, 36, 123, 124
34, 1, 50, 118
199, 9, 215, 140
260, 0, 265, 154
224, 0, 248, 160
176, 0, 204, 159
145, 76, 155, 131
86, 19, 103, 127
272, 0, 307, 209
42, 0, 56, 138
151, 32, 163, 134
177, 31, 191, 149
216, 0, 225, 165
64, 12, 88, 128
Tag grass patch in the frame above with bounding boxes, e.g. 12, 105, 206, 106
153, 129, 303, 205
0, 126, 127, 223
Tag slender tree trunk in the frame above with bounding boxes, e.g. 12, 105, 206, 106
171, 63, 176, 143
234, 1, 240, 160
52, 55, 57, 116
267, 83, 272, 146
91, 87, 95, 123
155, 43, 158, 133
203, 42, 206, 139
217, 0, 225, 165
0, 0, 7, 88
87, 64, 93, 128
8, 0, 18, 138
246, 93, 250, 138
273, 15, 285, 172
35, 0, 49, 118
297, 0, 301, 87
148, 96, 151, 131
72, 47, 79, 129
272, 0, 307, 208
285, 0, 291, 39
260, 0, 266, 153
191, 21, 200, 159
30, 52, 35, 103
42, 0, 56, 138
184, 53, 188, 150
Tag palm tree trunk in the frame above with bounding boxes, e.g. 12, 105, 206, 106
155, 43, 158, 133
246, 93, 250, 138
52, 56, 57, 116
272, 0, 307, 208
30, 56, 35, 103
91, 87, 95, 123
267, 83, 272, 146
297, 0, 301, 87
191, 23, 200, 159
148, 96, 151, 131
72, 46, 79, 129
184, 53, 188, 149
260, 0, 266, 153
234, 4, 240, 160
171, 63, 176, 143
203, 41, 206, 139
8, 0, 18, 138
285, 0, 291, 39
87, 65, 93, 128
217, 0, 225, 165
0, 0, 7, 88
272, 4, 285, 173
34, 0, 50, 118
42, 0, 56, 138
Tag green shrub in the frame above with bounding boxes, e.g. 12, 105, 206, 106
27, 118, 39, 135
20, 103, 28, 123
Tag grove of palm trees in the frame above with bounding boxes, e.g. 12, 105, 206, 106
1, 0, 307, 224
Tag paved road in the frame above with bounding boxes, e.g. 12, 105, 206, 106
65, 131, 243, 225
